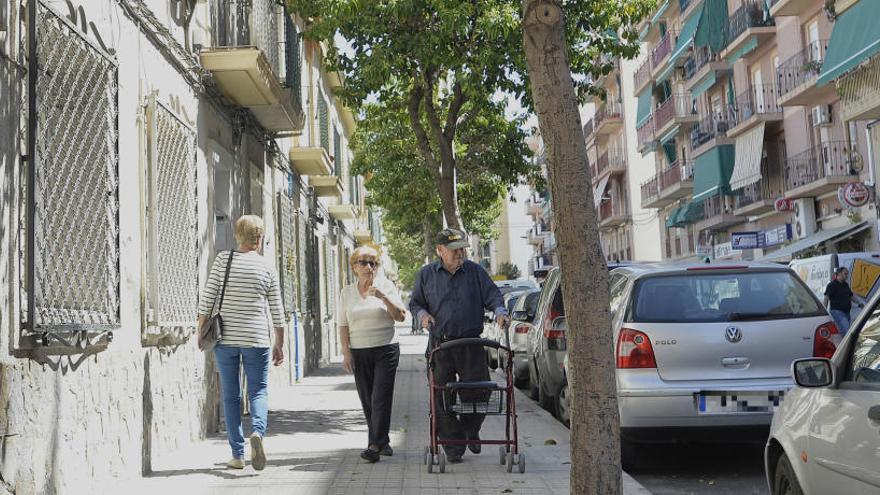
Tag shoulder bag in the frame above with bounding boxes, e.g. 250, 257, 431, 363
198, 251, 234, 351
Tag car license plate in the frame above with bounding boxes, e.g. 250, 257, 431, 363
696, 391, 785, 414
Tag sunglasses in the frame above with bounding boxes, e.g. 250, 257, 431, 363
356, 260, 378, 268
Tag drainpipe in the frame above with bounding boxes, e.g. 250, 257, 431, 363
866, 120, 879, 187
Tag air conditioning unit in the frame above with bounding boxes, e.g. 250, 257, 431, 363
812, 105, 833, 127
793, 199, 817, 239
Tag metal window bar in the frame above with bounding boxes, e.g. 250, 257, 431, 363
725, 0, 774, 46
283, 9, 301, 96
211, 0, 282, 77
776, 40, 828, 98
277, 191, 297, 313
333, 127, 341, 177
25, 0, 120, 332
145, 96, 198, 328
319, 92, 330, 158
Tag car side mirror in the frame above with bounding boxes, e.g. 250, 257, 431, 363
550, 316, 567, 331
512, 310, 528, 321
792, 358, 834, 388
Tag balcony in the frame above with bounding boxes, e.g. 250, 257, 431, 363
640, 175, 660, 209
634, 57, 653, 95
653, 92, 699, 139
290, 147, 334, 176
596, 149, 627, 179
544, 232, 557, 252
839, 55, 880, 122
525, 195, 545, 216
769, 0, 816, 17
651, 30, 676, 78
583, 119, 595, 142
728, 84, 783, 137
641, 160, 695, 209
784, 141, 860, 198
201, 0, 304, 133
690, 113, 734, 157
599, 201, 630, 229
720, 1, 776, 62
594, 102, 624, 136
684, 46, 729, 92
528, 224, 549, 245
777, 41, 836, 107
328, 204, 357, 220
310, 175, 343, 198
733, 180, 778, 217
637, 117, 656, 154
354, 229, 373, 244
697, 196, 743, 231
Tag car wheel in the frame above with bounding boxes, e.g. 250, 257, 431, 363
555, 380, 570, 427
537, 374, 554, 411
514, 371, 528, 389
774, 454, 804, 495
526, 360, 540, 400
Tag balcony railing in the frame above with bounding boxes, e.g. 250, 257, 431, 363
735, 180, 775, 209
597, 148, 627, 176
784, 141, 859, 190
684, 46, 717, 81
652, 30, 675, 68
839, 54, 880, 122
599, 201, 629, 222
641, 176, 659, 205
703, 195, 730, 219
777, 40, 828, 98
659, 160, 694, 191
595, 102, 623, 129
732, 84, 780, 126
211, 0, 285, 81
724, 0, 775, 46
690, 112, 733, 149
654, 92, 696, 130
637, 117, 655, 148
635, 57, 653, 90
583, 119, 595, 140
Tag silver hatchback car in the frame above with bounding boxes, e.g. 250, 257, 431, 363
609, 263, 834, 461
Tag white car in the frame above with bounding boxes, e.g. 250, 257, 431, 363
765, 291, 880, 495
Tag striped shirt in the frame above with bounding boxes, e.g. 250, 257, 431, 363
198, 250, 286, 348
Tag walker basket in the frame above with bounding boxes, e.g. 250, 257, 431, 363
443, 380, 506, 415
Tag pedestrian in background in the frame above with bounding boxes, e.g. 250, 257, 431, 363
198, 215, 286, 471
338, 245, 407, 463
824, 266, 862, 334
409, 228, 509, 463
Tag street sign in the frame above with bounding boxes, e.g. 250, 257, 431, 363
774, 198, 795, 212
731, 232, 759, 250
838, 182, 871, 209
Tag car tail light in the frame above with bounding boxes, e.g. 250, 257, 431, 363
543, 306, 564, 340
813, 322, 839, 358
616, 328, 657, 369
687, 265, 748, 271
514, 324, 530, 334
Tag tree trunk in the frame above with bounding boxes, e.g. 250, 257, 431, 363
437, 161, 463, 230
521, 2, 621, 494
423, 217, 435, 262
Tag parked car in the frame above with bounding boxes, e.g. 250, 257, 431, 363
485, 290, 530, 367
765, 289, 880, 495
608, 262, 833, 466
498, 288, 542, 388
526, 267, 567, 411
495, 279, 537, 295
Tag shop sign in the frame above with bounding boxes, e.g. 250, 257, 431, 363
761, 224, 793, 248
838, 182, 871, 209
714, 242, 733, 259
774, 198, 795, 212
731, 232, 760, 250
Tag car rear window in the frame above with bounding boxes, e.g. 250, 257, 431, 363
630, 271, 824, 323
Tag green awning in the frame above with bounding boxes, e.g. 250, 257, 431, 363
695, 0, 730, 53
665, 206, 683, 228
725, 37, 758, 64
817, 0, 880, 86
651, 1, 670, 25
669, 8, 704, 67
692, 144, 735, 202
658, 126, 679, 145
691, 71, 717, 97
636, 89, 653, 128
678, 201, 705, 224
662, 141, 677, 164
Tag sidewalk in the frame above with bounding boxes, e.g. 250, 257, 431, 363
121, 327, 650, 494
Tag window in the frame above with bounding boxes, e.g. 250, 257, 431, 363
610, 274, 628, 317
283, 11, 301, 103
144, 96, 198, 330
333, 127, 341, 177
631, 271, 824, 323
318, 91, 329, 157
846, 309, 880, 383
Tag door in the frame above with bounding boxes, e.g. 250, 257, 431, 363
210, 141, 235, 255
808, 308, 880, 493
807, 20, 820, 62
752, 68, 764, 115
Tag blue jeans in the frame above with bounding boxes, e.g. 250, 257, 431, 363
214, 345, 270, 459
830, 309, 852, 335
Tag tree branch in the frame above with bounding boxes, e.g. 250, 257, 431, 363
407, 85, 441, 184
443, 81, 466, 141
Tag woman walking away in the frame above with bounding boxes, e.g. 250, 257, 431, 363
338, 246, 406, 463
198, 215, 285, 471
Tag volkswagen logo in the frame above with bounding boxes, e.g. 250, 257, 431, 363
725, 326, 743, 343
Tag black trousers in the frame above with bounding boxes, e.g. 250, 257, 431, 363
351, 343, 400, 448
428, 337, 490, 456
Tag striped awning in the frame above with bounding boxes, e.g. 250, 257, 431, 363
594, 174, 610, 209
730, 123, 766, 191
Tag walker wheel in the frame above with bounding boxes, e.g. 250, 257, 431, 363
499, 446, 507, 465
426, 449, 434, 473
438, 450, 447, 473
423, 446, 430, 465
518, 453, 526, 474
505, 452, 514, 473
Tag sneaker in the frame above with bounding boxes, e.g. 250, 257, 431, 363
360, 448, 380, 463
226, 458, 245, 469
378, 445, 393, 456
250, 433, 267, 471
467, 432, 481, 454
446, 451, 463, 463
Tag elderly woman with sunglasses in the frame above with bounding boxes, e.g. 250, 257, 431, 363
338, 245, 406, 463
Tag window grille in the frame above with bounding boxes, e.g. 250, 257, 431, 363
277, 191, 297, 313
211, 0, 281, 76
333, 127, 341, 177
318, 91, 330, 159
283, 10, 301, 99
24, 1, 120, 334
145, 96, 198, 329
296, 210, 308, 312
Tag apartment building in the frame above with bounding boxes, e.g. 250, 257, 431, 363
0, 1, 380, 492
635, 0, 878, 262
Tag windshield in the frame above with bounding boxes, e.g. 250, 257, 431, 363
630, 271, 824, 323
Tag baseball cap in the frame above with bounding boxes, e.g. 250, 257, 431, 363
435, 228, 469, 249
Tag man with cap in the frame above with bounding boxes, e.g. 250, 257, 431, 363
409, 228, 509, 463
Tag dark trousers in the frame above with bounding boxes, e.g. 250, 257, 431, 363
351, 343, 400, 448
428, 338, 490, 456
